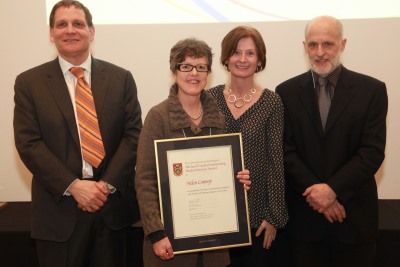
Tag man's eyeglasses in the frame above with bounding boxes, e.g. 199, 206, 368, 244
176, 63, 209, 73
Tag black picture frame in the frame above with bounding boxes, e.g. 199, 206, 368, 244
155, 133, 251, 254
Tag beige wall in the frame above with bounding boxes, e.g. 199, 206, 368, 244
1, 1, 399, 200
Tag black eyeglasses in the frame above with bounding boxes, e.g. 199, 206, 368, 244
176, 63, 209, 73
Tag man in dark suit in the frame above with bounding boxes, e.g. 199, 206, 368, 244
13, 1, 142, 266
276, 16, 387, 267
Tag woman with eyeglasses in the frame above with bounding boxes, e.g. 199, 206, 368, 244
209, 26, 288, 266
135, 38, 251, 267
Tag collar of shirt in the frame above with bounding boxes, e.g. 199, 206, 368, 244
313, 64, 342, 88
58, 55, 92, 84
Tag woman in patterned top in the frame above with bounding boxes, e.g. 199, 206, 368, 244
209, 26, 288, 266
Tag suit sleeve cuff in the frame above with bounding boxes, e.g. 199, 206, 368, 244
148, 230, 166, 244
63, 178, 79, 196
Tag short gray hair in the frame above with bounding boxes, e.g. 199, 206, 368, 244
169, 38, 213, 73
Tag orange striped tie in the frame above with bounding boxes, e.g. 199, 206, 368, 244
70, 67, 105, 168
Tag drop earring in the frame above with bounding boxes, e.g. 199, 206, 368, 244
256, 63, 262, 72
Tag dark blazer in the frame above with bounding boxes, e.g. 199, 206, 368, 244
14, 58, 142, 242
276, 67, 387, 243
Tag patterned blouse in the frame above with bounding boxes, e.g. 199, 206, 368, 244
209, 85, 288, 228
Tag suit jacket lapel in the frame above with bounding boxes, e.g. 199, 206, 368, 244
325, 68, 357, 133
299, 73, 325, 136
46, 59, 80, 148
90, 58, 107, 123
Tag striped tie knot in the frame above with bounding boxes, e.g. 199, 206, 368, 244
70, 66, 85, 79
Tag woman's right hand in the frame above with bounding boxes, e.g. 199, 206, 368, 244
255, 220, 276, 250
237, 169, 251, 191
152, 237, 174, 260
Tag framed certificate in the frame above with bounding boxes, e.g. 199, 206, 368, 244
155, 133, 251, 254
